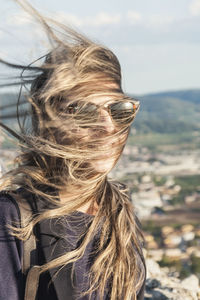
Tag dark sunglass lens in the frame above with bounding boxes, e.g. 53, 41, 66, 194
110, 102, 136, 124
70, 102, 98, 124
79, 103, 97, 118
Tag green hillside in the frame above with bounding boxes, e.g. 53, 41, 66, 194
131, 89, 200, 134
0, 89, 200, 150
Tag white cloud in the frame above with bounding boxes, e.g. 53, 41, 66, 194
88, 12, 121, 26
6, 11, 33, 26
47, 12, 121, 27
147, 15, 174, 28
127, 11, 142, 25
56, 11, 175, 29
4, 9, 199, 48
6, 10, 177, 30
7, 11, 122, 28
52, 12, 82, 27
127, 11, 176, 31
189, 0, 200, 16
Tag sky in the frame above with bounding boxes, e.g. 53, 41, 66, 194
0, 0, 200, 95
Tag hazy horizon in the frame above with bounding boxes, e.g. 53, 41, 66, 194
0, 0, 200, 94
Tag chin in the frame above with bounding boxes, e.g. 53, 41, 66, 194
93, 157, 116, 173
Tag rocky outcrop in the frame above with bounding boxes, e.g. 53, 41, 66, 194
144, 259, 200, 300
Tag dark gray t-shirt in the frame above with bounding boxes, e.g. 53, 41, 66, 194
0, 193, 146, 300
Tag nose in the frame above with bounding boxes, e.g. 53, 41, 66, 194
99, 108, 115, 134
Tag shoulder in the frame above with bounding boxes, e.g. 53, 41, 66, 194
0, 191, 21, 227
0, 191, 24, 299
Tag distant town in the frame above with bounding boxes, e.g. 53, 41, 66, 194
111, 143, 200, 279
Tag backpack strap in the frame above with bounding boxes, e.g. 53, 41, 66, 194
24, 265, 41, 300
10, 192, 42, 300
16, 197, 37, 273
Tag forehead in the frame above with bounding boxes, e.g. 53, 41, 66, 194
90, 95, 117, 106
89, 86, 123, 106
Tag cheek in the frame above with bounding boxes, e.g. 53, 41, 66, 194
53, 124, 90, 145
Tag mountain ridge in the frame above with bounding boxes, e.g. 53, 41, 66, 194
129, 89, 200, 134
0, 89, 200, 134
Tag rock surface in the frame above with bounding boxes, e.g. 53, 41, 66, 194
144, 258, 200, 300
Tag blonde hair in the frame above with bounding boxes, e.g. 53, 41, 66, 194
0, 1, 145, 299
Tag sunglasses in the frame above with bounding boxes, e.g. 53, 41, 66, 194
65, 98, 140, 126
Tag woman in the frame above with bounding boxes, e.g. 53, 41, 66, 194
0, 1, 146, 299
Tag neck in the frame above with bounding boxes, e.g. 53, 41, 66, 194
58, 189, 99, 216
